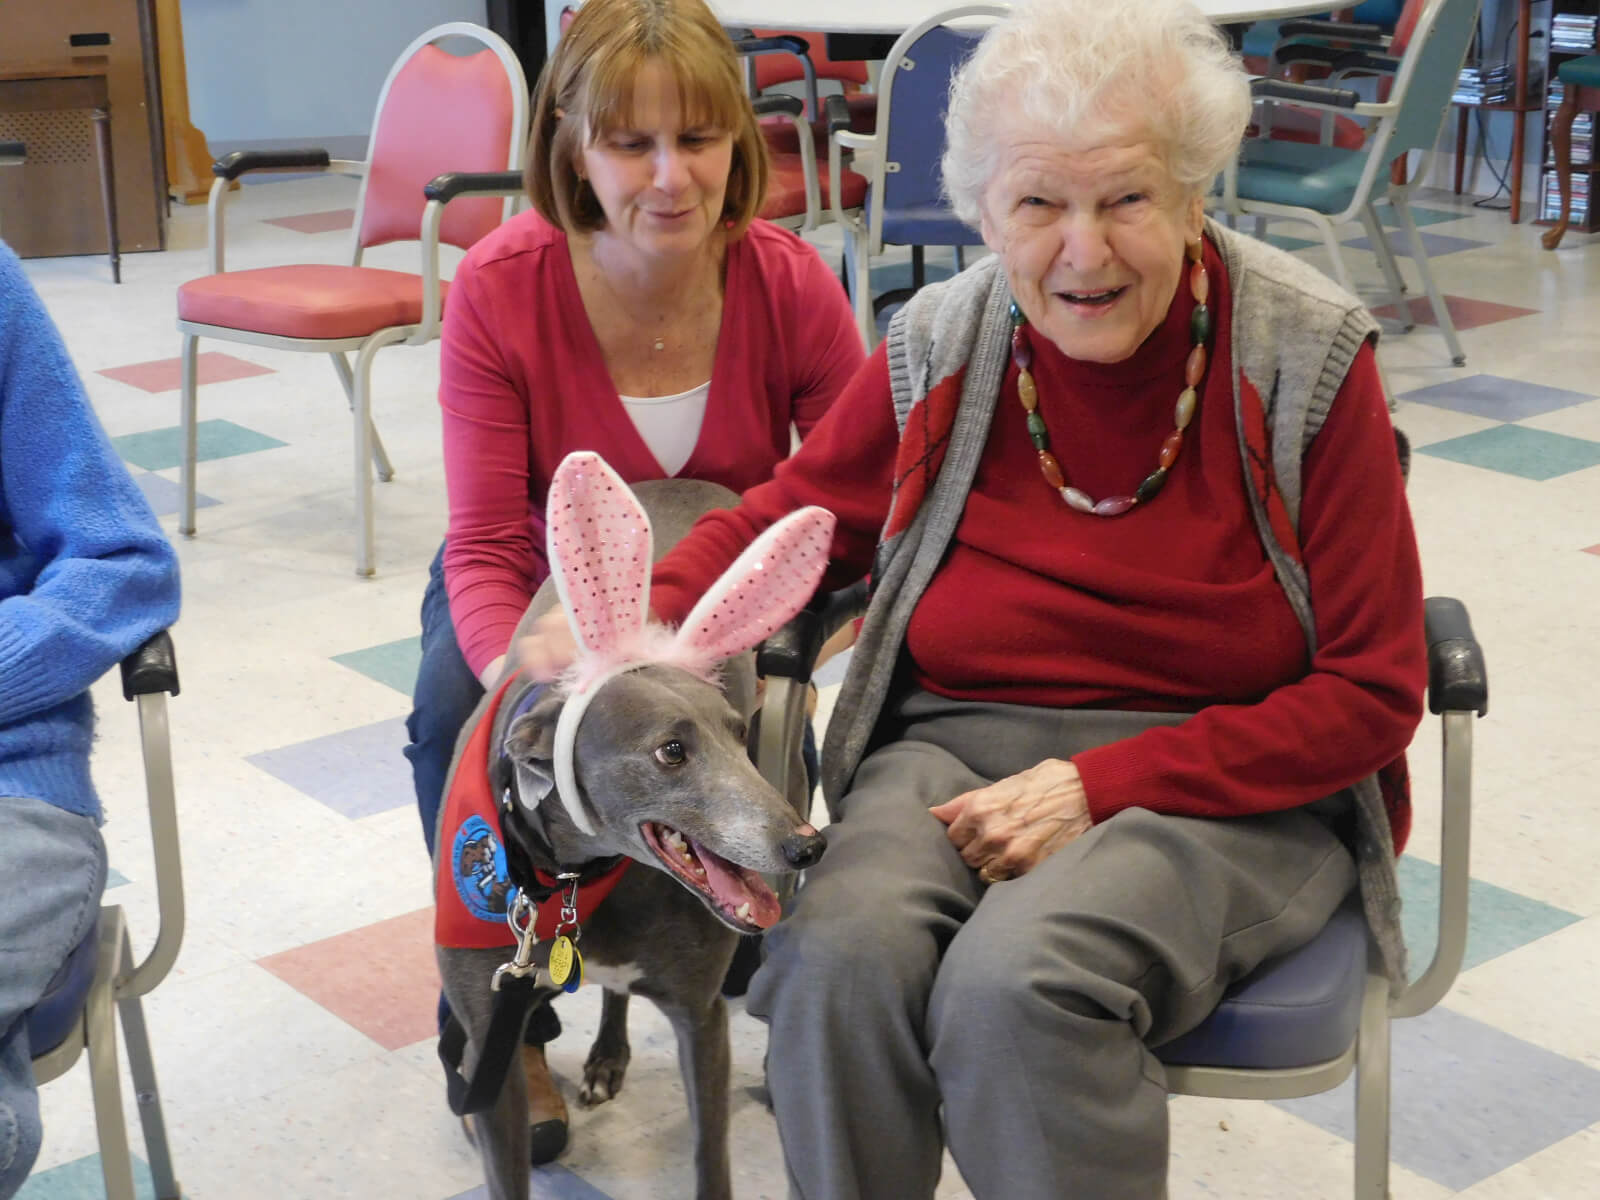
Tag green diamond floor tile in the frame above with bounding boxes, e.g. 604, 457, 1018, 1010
1415, 424, 1600, 481
332, 637, 423, 696
112, 419, 287, 472
1397, 854, 1582, 979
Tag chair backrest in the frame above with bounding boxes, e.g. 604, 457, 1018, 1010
1387, 0, 1428, 56
355, 23, 529, 255
751, 27, 870, 90
1370, 0, 1480, 162
870, 6, 1007, 246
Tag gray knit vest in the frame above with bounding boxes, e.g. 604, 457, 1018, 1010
819, 219, 1408, 985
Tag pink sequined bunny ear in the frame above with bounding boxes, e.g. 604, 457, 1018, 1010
545, 451, 653, 663
669, 506, 837, 667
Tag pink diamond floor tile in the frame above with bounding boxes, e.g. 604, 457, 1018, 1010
97, 351, 276, 394
263, 208, 356, 234
258, 907, 440, 1051
1371, 293, 1540, 331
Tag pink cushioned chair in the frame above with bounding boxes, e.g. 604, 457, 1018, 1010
175, 23, 529, 576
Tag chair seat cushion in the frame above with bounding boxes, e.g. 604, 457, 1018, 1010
1232, 137, 1369, 215
24, 916, 100, 1058
178, 264, 446, 341
762, 156, 869, 221
875, 199, 987, 248
1557, 54, 1600, 90
1156, 898, 1369, 1070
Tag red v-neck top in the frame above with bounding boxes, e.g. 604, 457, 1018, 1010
439, 210, 863, 675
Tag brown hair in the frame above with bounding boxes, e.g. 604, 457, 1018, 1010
526, 0, 770, 236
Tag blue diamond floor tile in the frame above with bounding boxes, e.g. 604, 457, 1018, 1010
14, 1155, 155, 1199
1397, 855, 1581, 978
1345, 230, 1491, 258
105, 866, 130, 890
112, 419, 287, 472
333, 636, 423, 696
245, 716, 413, 819
447, 1164, 617, 1199
1376, 204, 1469, 228
132, 470, 219, 517
1275, 1005, 1600, 1190
1416, 424, 1600, 481
1400, 373, 1596, 421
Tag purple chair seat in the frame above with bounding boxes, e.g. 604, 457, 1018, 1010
1156, 897, 1369, 1070
24, 916, 100, 1057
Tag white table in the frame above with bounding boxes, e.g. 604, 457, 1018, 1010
713, 0, 1338, 35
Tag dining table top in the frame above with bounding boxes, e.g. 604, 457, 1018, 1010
712, 0, 1339, 36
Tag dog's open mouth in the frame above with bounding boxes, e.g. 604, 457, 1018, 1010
640, 821, 782, 933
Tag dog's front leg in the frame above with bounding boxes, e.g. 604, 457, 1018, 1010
663, 995, 733, 1200
580, 988, 631, 1106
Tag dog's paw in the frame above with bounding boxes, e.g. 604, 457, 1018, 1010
578, 1046, 630, 1107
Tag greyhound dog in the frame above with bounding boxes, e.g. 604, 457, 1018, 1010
435, 456, 833, 1200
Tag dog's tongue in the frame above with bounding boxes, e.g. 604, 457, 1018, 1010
691, 839, 782, 929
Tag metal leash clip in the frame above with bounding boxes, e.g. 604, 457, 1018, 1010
554, 872, 582, 943
492, 892, 540, 992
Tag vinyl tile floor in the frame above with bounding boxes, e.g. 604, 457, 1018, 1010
12, 175, 1600, 1199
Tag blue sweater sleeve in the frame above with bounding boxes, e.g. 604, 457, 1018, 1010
0, 242, 181, 724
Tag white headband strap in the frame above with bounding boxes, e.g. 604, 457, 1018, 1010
549, 663, 646, 837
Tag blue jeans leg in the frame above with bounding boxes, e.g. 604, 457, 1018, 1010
0, 795, 106, 1199
403, 543, 486, 859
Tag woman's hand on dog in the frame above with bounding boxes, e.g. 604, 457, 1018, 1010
512, 607, 582, 681
929, 758, 1092, 882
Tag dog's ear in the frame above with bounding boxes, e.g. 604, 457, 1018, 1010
502, 693, 563, 812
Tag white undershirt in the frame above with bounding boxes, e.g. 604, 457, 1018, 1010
617, 380, 710, 477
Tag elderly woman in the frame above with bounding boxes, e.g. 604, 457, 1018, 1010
520, 0, 1425, 1194
403, 0, 862, 1161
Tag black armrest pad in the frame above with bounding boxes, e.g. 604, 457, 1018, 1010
212, 149, 331, 180
823, 93, 853, 137
1423, 597, 1487, 716
121, 631, 180, 700
732, 34, 811, 58
1251, 78, 1362, 108
1277, 19, 1387, 41
0, 140, 23, 160
423, 171, 525, 203
1272, 44, 1349, 68
757, 580, 868, 682
752, 95, 804, 119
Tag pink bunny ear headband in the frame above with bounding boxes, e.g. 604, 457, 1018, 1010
542, 452, 836, 836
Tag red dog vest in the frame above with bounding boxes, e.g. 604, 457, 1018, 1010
434, 678, 629, 950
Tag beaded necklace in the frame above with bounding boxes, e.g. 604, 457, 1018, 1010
1010, 238, 1211, 517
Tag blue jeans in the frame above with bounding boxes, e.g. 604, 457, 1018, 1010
0, 795, 106, 1199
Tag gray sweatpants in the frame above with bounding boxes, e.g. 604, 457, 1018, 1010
746, 690, 1357, 1200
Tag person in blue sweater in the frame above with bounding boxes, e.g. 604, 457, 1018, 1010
0, 241, 181, 1198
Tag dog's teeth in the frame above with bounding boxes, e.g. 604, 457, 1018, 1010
695, 866, 706, 876
735, 902, 751, 920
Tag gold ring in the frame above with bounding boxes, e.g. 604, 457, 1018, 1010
978, 864, 1008, 885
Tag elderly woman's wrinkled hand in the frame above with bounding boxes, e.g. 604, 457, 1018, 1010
929, 759, 1092, 882
512, 606, 580, 682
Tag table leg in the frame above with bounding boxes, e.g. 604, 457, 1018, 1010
91, 103, 120, 283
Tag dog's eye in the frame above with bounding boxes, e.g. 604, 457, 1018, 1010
654, 741, 687, 767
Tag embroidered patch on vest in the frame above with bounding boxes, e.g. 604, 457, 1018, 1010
450, 813, 518, 923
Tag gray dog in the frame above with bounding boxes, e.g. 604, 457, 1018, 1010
434, 474, 830, 1200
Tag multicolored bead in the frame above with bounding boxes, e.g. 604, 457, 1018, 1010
1009, 237, 1211, 518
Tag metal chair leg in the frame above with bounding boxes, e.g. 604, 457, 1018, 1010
1391, 198, 1465, 366
1352, 971, 1392, 1200
178, 334, 199, 537
329, 353, 393, 481
87, 913, 138, 1200
117, 929, 181, 1200
1359, 205, 1412, 331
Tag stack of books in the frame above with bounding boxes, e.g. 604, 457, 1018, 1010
1545, 111, 1595, 166
1453, 64, 1513, 106
1541, 170, 1591, 224
1552, 13, 1599, 53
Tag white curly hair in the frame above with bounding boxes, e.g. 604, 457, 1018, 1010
942, 0, 1252, 225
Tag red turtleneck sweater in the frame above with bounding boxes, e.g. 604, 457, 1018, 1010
651, 239, 1425, 836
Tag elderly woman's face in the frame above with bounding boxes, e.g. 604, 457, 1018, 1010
979, 134, 1203, 364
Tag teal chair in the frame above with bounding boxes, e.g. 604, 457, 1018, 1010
1222, 0, 1480, 365
1541, 54, 1600, 250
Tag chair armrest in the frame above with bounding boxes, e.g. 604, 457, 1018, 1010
120, 631, 180, 700
1276, 19, 1388, 41
1251, 78, 1363, 109
731, 33, 812, 58
1424, 597, 1488, 717
753, 95, 805, 119
757, 580, 868, 685
0, 140, 23, 163
212, 148, 332, 180
423, 170, 526, 204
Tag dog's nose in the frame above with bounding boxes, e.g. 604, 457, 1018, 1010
781, 830, 827, 869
